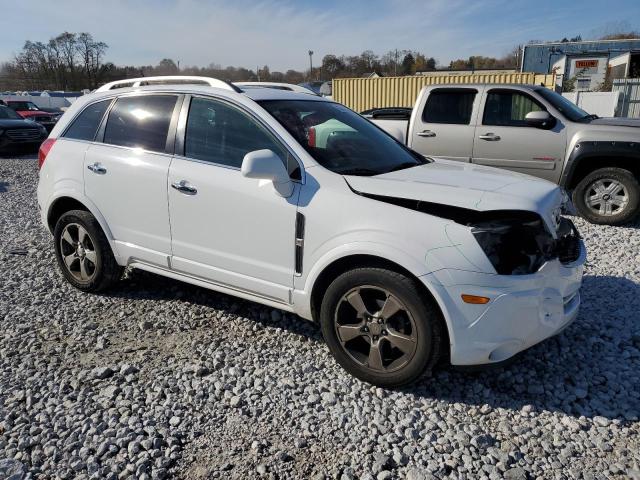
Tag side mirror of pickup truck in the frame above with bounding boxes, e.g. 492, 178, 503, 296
241, 149, 294, 198
525, 111, 556, 130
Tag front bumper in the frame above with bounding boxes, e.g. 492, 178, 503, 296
423, 240, 586, 366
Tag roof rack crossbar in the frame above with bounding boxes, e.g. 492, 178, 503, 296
95, 76, 239, 93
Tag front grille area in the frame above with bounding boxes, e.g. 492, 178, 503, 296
556, 218, 581, 264
5, 128, 41, 142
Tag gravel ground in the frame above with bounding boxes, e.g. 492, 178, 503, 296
0, 155, 639, 480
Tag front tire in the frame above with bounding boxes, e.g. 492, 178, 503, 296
320, 268, 443, 387
53, 210, 122, 292
572, 167, 640, 225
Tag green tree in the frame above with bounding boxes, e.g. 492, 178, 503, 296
401, 53, 415, 75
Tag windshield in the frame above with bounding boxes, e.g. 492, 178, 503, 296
258, 100, 427, 176
10, 101, 39, 111
536, 88, 591, 122
0, 106, 24, 120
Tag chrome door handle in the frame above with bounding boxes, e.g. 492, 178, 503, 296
417, 130, 436, 137
478, 133, 501, 141
87, 163, 107, 174
171, 180, 198, 195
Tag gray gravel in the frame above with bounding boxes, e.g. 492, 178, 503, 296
1, 155, 639, 479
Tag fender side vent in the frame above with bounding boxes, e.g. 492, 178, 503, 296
294, 212, 305, 276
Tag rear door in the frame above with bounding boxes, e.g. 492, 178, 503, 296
408, 87, 480, 162
472, 88, 566, 182
83, 93, 181, 266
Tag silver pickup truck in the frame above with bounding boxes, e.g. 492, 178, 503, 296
366, 84, 640, 225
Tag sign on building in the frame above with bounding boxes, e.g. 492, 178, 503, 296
569, 57, 607, 90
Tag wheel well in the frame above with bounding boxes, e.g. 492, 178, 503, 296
567, 156, 640, 190
309, 254, 450, 357
47, 197, 89, 232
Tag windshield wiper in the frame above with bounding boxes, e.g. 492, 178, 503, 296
338, 168, 381, 176
581, 114, 599, 121
385, 162, 421, 173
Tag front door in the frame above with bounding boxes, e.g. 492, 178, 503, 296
472, 88, 566, 182
409, 88, 480, 162
168, 96, 299, 303
83, 94, 180, 266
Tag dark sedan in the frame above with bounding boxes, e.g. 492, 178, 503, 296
0, 106, 48, 154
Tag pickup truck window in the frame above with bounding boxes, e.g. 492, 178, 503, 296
259, 100, 427, 176
422, 90, 476, 125
535, 88, 591, 122
483, 90, 543, 127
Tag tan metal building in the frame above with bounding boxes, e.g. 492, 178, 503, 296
333, 72, 555, 111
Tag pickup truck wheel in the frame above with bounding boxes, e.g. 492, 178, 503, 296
53, 210, 122, 292
320, 268, 443, 387
573, 167, 640, 225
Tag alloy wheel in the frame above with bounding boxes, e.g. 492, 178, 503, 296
334, 285, 418, 373
59, 223, 98, 282
584, 178, 629, 217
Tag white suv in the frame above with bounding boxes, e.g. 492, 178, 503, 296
37, 76, 586, 387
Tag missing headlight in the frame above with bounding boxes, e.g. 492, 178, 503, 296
471, 214, 556, 275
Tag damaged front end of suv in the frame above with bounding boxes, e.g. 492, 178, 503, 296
351, 188, 582, 277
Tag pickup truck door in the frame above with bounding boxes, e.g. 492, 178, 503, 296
167, 95, 299, 304
408, 87, 481, 162
472, 88, 566, 182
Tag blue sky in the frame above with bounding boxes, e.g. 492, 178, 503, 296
1, 0, 639, 71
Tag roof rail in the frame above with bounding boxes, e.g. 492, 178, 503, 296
95, 76, 241, 93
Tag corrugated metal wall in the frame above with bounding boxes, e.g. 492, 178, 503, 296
333, 73, 556, 111
613, 79, 640, 118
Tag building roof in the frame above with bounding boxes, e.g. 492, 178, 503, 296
523, 38, 640, 73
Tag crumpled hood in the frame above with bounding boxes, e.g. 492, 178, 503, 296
590, 117, 640, 128
345, 159, 564, 230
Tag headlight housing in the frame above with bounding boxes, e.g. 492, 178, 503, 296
471, 212, 555, 275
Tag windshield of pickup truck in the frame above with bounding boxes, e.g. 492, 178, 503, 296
536, 88, 592, 122
258, 100, 427, 176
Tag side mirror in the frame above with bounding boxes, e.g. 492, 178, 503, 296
241, 149, 293, 197
525, 111, 556, 129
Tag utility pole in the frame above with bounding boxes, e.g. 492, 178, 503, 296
308, 50, 314, 81
394, 49, 398, 76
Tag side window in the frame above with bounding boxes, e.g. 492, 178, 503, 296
422, 90, 476, 125
483, 90, 544, 127
185, 97, 299, 178
63, 100, 111, 141
103, 95, 177, 152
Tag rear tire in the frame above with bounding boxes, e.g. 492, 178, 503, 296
572, 167, 640, 225
320, 267, 443, 387
53, 210, 122, 292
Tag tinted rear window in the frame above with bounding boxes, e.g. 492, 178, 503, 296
63, 100, 111, 141
422, 90, 476, 125
103, 95, 177, 152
